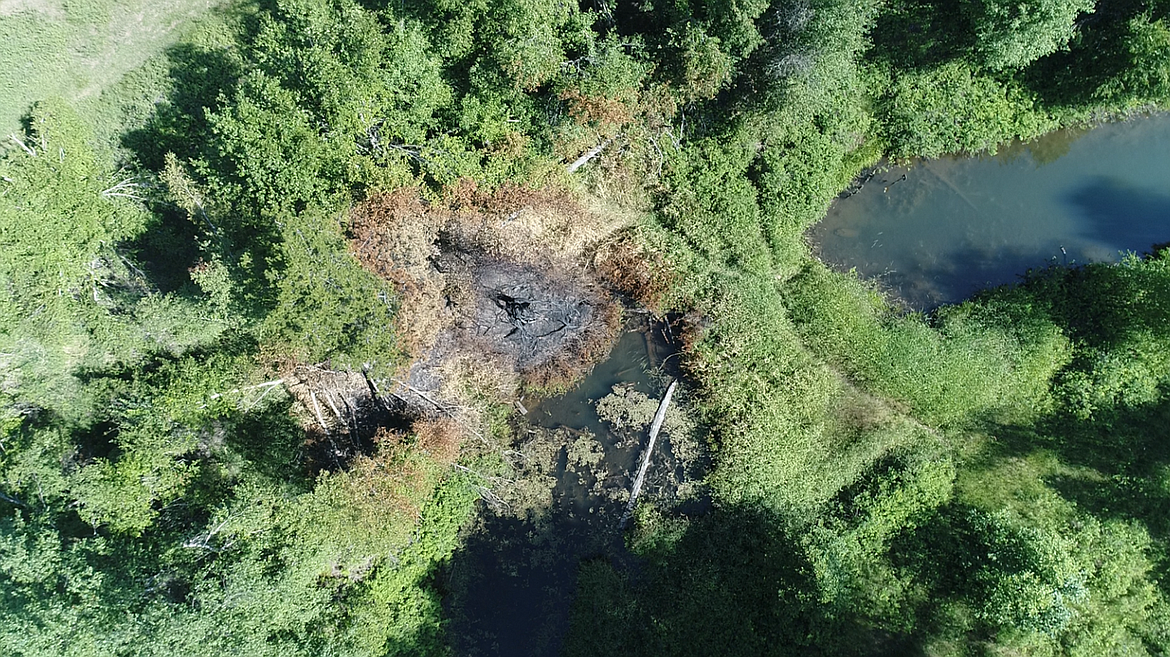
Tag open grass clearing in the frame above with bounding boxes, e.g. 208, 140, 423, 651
0, 0, 229, 135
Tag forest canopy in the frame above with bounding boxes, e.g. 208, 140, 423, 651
1, 0, 1169, 655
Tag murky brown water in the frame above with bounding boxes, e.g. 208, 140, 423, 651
442, 321, 688, 657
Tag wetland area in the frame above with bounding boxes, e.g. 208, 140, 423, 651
444, 321, 703, 657
7, 1, 1170, 654
453, 112, 1170, 655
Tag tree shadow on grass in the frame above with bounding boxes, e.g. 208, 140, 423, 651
973, 394, 1170, 595
984, 398, 1170, 517
966, 377, 1170, 590
958, 256, 1170, 589
119, 37, 292, 318
121, 42, 242, 170
1040, 395, 1170, 537
123, 209, 204, 295
111, 41, 244, 296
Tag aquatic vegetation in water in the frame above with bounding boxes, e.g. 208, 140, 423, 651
595, 383, 706, 505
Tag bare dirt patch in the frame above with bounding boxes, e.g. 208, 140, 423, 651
275, 184, 656, 472
350, 183, 634, 411
0, 0, 62, 17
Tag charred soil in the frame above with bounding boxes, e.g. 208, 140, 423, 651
348, 184, 648, 414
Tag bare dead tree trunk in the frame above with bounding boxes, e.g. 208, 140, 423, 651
309, 390, 331, 435
322, 390, 344, 425
566, 138, 613, 173
620, 379, 678, 528
0, 491, 27, 508
361, 365, 393, 412
9, 134, 35, 157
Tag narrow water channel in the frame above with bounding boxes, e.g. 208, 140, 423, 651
810, 113, 1170, 308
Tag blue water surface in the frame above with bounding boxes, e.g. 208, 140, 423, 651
810, 113, 1170, 308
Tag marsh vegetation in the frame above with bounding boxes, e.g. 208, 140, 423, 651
1, 0, 1169, 655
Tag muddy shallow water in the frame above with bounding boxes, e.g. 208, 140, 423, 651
810, 113, 1170, 308
442, 321, 693, 657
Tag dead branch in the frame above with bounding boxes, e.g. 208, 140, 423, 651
620, 379, 677, 528
182, 514, 237, 553
101, 177, 148, 200
361, 365, 393, 412
244, 382, 281, 410
472, 484, 509, 510
322, 389, 344, 423
342, 395, 361, 437
207, 380, 285, 401
203, 380, 285, 410
452, 463, 515, 485
309, 390, 331, 435
8, 134, 35, 157
0, 491, 27, 508
451, 464, 513, 510
390, 377, 450, 413
390, 377, 489, 445
566, 137, 614, 173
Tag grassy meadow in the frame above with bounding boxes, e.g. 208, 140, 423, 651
0, 0, 228, 135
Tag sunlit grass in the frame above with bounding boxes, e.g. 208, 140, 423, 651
0, 0, 229, 135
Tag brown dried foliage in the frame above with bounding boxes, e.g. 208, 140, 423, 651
413, 418, 462, 466
341, 428, 430, 521
349, 183, 631, 399
351, 188, 448, 357
448, 179, 581, 219
676, 310, 711, 359
593, 230, 675, 312
560, 89, 634, 131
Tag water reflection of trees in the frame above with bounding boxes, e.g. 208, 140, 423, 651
1066, 178, 1170, 255
994, 124, 1090, 166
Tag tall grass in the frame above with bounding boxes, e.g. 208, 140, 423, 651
679, 268, 946, 518
782, 261, 1070, 429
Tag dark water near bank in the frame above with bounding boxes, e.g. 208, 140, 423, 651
443, 323, 681, 657
530, 323, 677, 436
810, 113, 1170, 308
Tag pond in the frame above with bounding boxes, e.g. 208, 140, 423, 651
442, 320, 695, 657
809, 113, 1170, 308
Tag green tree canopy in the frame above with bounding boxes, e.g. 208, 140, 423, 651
967, 0, 1096, 69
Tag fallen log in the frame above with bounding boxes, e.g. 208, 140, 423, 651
361, 365, 394, 413
566, 138, 613, 173
309, 390, 331, 435
620, 379, 678, 528
390, 377, 490, 445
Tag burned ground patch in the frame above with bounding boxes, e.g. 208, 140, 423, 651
350, 184, 627, 401
433, 250, 619, 389
273, 184, 649, 481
